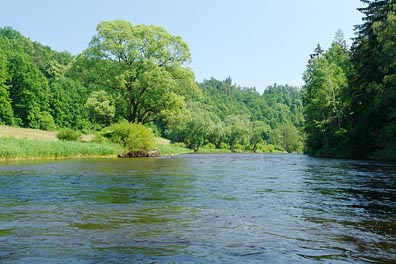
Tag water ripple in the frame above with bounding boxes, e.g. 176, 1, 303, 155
0, 154, 395, 263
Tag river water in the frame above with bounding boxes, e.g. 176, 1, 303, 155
0, 154, 395, 263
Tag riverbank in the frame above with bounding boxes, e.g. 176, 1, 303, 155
0, 138, 120, 161
0, 126, 191, 161
0, 126, 283, 161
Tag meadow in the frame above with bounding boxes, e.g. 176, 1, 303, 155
0, 125, 193, 160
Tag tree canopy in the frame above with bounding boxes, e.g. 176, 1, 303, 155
73, 20, 198, 125
0, 24, 304, 154
303, 0, 396, 160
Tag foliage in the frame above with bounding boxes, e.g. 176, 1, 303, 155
301, 0, 396, 160
56, 128, 81, 141
262, 84, 304, 127
72, 20, 198, 125
125, 124, 155, 151
250, 121, 271, 153
191, 78, 305, 152
49, 78, 89, 129
277, 124, 303, 153
36, 111, 57, 131
0, 27, 89, 130
4, 5, 396, 159
224, 115, 251, 151
8, 53, 50, 128
0, 53, 14, 125
103, 121, 155, 151
0, 24, 305, 156
90, 133, 109, 143
348, 0, 396, 159
302, 38, 352, 156
85, 90, 115, 128
166, 104, 220, 151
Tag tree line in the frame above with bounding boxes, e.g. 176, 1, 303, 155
0, 21, 304, 153
3, 0, 394, 160
303, 0, 396, 160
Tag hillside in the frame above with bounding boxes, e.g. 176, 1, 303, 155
0, 26, 303, 153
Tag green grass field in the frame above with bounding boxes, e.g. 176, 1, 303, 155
0, 125, 264, 161
0, 125, 94, 141
0, 125, 118, 160
0, 137, 120, 160
0, 125, 193, 160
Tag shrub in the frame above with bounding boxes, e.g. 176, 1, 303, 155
233, 143, 245, 152
172, 142, 186, 148
257, 144, 276, 153
219, 142, 229, 149
103, 121, 155, 151
107, 121, 131, 146
57, 128, 81, 141
38, 111, 57, 131
125, 124, 155, 151
91, 133, 109, 143
203, 143, 216, 149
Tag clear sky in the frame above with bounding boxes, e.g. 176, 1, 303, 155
1, 0, 363, 93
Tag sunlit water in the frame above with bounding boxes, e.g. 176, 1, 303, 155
0, 154, 395, 263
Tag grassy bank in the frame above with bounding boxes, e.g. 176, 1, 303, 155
0, 125, 96, 141
0, 125, 276, 161
154, 137, 193, 155
0, 138, 119, 160
156, 144, 194, 155
0, 126, 193, 160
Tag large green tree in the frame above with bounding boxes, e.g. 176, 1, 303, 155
73, 20, 197, 124
7, 53, 52, 129
0, 52, 14, 125
166, 102, 219, 151
224, 115, 251, 151
302, 35, 352, 156
49, 78, 89, 129
250, 121, 271, 153
0, 27, 73, 130
348, 0, 396, 159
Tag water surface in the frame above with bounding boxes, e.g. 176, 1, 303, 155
0, 154, 395, 263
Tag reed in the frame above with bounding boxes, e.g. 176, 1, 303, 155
0, 138, 119, 160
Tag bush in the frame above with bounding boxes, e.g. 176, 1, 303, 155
38, 111, 57, 131
125, 124, 155, 151
103, 121, 155, 151
233, 143, 245, 152
91, 134, 109, 143
106, 121, 131, 146
57, 128, 81, 141
172, 142, 186, 148
203, 143, 216, 149
257, 144, 276, 153
219, 142, 229, 149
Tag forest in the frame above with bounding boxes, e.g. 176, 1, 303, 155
303, 0, 396, 160
0, 22, 303, 154
1, 0, 395, 160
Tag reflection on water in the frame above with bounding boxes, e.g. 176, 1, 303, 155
0, 155, 395, 263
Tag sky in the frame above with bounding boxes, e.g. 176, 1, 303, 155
1, 0, 363, 93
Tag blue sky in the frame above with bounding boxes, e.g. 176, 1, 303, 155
2, 0, 363, 92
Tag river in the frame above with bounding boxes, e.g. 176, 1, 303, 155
0, 154, 395, 263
